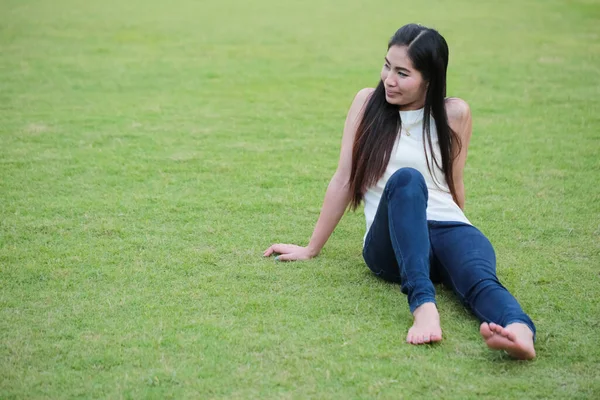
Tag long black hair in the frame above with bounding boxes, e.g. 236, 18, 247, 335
349, 24, 461, 209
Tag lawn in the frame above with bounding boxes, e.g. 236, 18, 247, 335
1, 0, 599, 398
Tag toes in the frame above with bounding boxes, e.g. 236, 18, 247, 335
480, 322, 493, 338
495, 326, 515, 340
502, 328, 517, 342
407, 330, 444, 345
425, 332, 438, 343
490, 323, 504, 335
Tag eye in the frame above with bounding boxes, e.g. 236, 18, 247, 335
383, 63, 390, 70
398, 71, 408, 77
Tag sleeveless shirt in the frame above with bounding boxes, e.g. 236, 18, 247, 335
363, 108, 471, 237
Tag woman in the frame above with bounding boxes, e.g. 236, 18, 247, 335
264, 24, 536, 360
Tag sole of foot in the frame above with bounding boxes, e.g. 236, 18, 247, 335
480, 322, 536, 360
406, 302, 443, 345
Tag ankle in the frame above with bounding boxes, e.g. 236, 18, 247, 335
412, 302, 438, 316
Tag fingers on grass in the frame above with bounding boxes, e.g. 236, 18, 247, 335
270, 244, 290, 254
264, 244, 285, 257
275, 253, 294, 262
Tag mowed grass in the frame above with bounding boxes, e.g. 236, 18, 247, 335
1, 0, 599, 398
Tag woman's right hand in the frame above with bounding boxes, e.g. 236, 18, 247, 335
263, 244, 318, 262
262, 90, 372, 264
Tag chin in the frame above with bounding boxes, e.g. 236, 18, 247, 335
385, 95, 404, 106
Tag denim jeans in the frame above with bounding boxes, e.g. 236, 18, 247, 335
362, 167, 536, 337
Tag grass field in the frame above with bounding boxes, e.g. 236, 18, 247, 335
1, 0, 599, 398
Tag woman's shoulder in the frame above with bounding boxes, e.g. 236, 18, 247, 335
347, 88, 375, 118
444, 97, 471, 124
354, 88, 375, 105
444, 97, 472, 140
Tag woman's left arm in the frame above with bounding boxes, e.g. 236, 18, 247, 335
446, 98, 473, 210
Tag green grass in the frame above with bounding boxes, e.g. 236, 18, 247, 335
1, 0, 599, 398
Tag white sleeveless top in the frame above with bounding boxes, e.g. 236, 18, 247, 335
363, 108, 471, 236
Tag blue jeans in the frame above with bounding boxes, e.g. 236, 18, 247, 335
362, 168, 536, 338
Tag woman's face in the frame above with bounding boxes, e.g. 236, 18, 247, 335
381, 45, 428, 110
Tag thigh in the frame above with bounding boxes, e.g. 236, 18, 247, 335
429, 222, 497, 301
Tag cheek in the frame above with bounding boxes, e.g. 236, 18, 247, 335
400, 78, 420, 94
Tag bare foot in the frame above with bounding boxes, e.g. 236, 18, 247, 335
406, 302, 442, 345
480, 322, 536, 360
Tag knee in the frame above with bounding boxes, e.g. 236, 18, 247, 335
384, 168, 427, 199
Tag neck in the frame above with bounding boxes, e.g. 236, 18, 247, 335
398, 101, 425, 111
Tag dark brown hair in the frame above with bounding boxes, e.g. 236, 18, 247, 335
349, 24, 461, 209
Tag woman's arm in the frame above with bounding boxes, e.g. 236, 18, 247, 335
446, 98, 473, 210
263, 88, 373, 261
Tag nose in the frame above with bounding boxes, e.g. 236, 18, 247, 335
384, 70, 397, 87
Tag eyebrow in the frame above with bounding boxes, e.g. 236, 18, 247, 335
385, 57, 410, 73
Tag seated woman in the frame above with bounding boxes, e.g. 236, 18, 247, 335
264, 23, 536, 360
